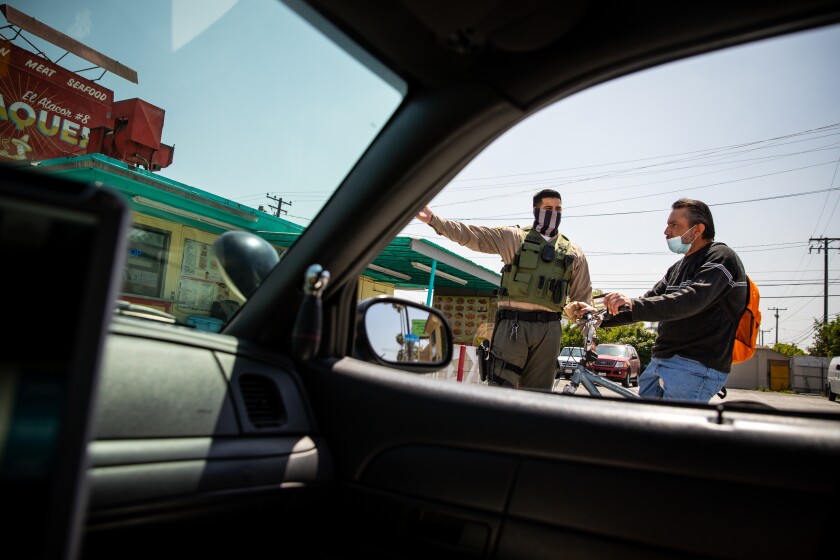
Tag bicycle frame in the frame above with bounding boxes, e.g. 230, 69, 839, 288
559, 309, 641, 399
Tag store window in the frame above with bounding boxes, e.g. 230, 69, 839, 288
123, 224, 170, 298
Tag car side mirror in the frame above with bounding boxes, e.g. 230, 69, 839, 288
355, 296, 453, 372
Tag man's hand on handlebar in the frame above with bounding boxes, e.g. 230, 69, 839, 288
603, 292, 633, 316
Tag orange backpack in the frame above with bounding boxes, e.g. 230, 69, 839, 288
731, 276, 761, 364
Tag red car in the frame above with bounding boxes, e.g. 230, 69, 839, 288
591, 344, 641, 388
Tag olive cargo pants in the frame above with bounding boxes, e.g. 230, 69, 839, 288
490, 317, 563, 390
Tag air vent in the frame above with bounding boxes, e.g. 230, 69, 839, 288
238, 374, 286, 428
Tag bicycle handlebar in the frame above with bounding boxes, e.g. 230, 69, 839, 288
574, 305, 631, 361
575, 305, 629, 327
561, 304, 639, 400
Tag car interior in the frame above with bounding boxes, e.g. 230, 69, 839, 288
2, 1, 840, 559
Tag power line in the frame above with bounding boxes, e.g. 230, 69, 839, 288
761, 295, 839, 298
442, 157, 840, 212
446, 186, 838, 222
813, 155, 840, 238
442, 139, 840, 196
446, 123, 840, 185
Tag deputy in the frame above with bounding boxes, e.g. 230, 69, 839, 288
417, 189, 593, 390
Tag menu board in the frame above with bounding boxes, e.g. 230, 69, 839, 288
177, 238, 229, 312
432, 294, 497, 346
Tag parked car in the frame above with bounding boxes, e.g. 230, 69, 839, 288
591, 344, 641, 388
557, 346, 584, 379
828, 356, 840, 401
2, 2, 840, 560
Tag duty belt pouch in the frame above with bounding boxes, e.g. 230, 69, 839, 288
477, 339, 491, 382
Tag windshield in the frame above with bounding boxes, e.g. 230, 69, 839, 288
0, 0, 405, 328
560, 347, 582, 358
596, 346, 629, 357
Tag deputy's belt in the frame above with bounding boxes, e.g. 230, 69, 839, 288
496, 309, 562, 322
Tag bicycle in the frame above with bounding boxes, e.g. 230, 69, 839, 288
554, 307, 641, 399
555, 307, 767, 409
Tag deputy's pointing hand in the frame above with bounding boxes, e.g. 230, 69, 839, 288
416, 206, 434, 224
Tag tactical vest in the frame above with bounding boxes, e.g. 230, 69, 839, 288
498, 228, 574, 311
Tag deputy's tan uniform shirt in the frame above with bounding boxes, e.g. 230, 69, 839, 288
427, 214, 593, 310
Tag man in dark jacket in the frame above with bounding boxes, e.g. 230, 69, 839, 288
565, 198, 747, 402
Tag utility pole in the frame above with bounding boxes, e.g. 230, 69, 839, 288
759, 328, 771, 346
808, 237, 840, 325
266, 193, 291, 217
767, 307, 786, 346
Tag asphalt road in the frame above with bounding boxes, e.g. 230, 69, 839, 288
552, 378, 840, 415
709, 386, 840, 414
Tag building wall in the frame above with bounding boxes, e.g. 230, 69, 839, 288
358, 276, 395, 299
424, 344, 482, 384
727, 346, 790, 390
790, 355, 829, 394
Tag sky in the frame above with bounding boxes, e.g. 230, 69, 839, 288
3, 1, 838, 351
3, 0, 404, 217
398, 23, 840, 351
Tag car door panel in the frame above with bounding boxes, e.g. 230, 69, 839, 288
296, 356, 839, 559
360, 445, 518, 512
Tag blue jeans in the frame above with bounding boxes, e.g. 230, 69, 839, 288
639, 355, 728, 403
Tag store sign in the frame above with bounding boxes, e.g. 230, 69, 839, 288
0, 40, 113, 162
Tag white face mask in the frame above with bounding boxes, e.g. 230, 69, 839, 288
666, 225, 696, 254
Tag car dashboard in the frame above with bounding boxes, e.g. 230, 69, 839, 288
79, 315, 335, 557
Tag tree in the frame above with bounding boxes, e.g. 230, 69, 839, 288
598, 323, 657, 367
562, 321, 584, 348
807, 316, 840, 357
772, 342, 805, 357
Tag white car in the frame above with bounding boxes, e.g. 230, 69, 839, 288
828, 356, 840, 402
557, 346, 584, 379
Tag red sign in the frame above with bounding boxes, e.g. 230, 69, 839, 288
0, 39, 113, 162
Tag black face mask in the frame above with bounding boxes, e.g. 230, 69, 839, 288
533, 208, 561, 238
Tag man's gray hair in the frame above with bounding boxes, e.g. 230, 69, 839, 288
672, 198, 715, 240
